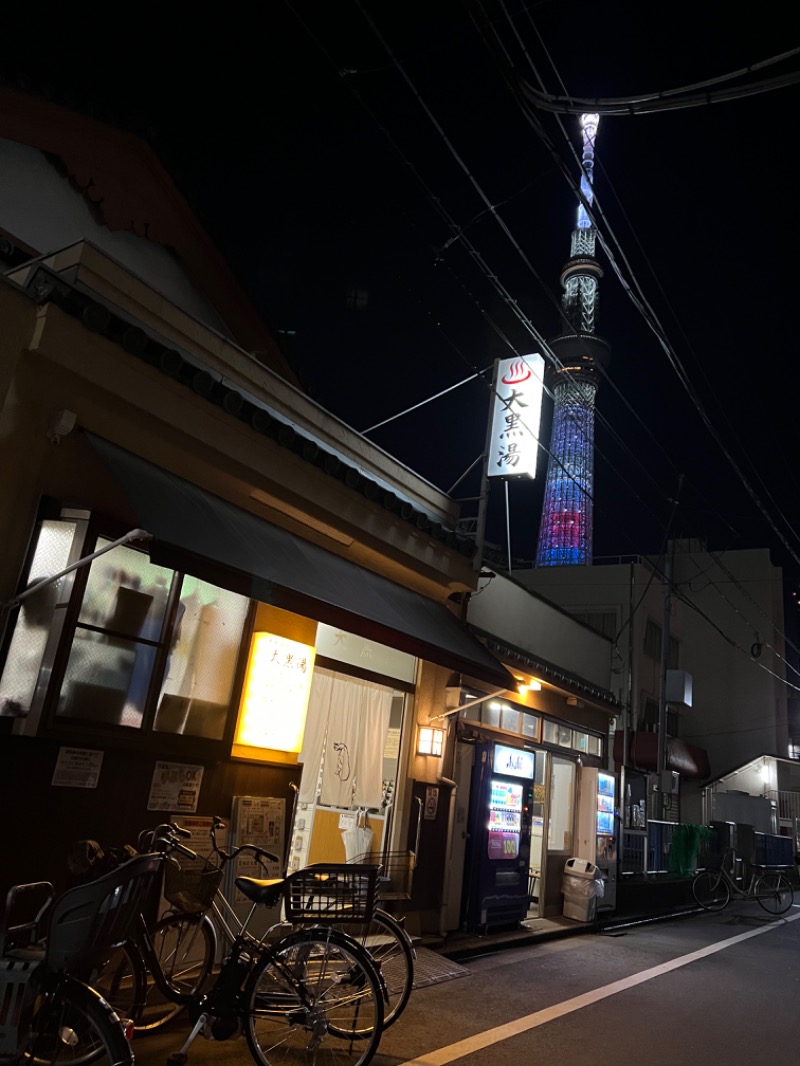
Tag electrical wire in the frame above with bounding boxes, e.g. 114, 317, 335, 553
518, 62, 800, 116
348, 0, 685, 549
474, 4, 800, 573
285, 0, 671, 556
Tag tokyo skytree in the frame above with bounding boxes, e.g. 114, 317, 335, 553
535, 113, 611, 566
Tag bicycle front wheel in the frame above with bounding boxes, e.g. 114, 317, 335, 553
136, 912, 215, 1031
692, 869, 730, 911
335, 909, 414, 1028
27, 976, 133, 1066
755, 872, 794, 915
245, 927, 384, 1066
92, 943, 145, 1031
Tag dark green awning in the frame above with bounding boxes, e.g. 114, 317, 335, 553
87, 434, 513, 690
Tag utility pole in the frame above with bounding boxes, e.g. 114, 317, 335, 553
656, 549, 672, 817
656, 478, 682, 816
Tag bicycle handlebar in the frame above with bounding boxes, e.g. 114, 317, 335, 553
206, 814, 280, 867
138, 823, 198, 862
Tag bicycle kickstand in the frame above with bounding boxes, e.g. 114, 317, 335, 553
166, 1012, 209, 1066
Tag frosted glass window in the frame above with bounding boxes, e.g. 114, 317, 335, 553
542, 720, 559, 745
482, 701, 501, 728
0, 520, 77, 718
501, 707, 521, 733
574, 732, 589, 753
56, 539, 174, 729
58, 629, 157, 728
522, 714, 539, 740
78, 539, 172, 638
153, 577, 249, 740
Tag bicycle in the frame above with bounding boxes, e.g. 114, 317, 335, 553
123, 826, 387, 1066
0, 852, 160, 1066
126, 816, 414, 1031
691, 848, 795, 915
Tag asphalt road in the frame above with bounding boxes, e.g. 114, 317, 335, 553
130, 903, 800, 1066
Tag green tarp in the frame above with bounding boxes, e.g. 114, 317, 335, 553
668, 824, 713, 876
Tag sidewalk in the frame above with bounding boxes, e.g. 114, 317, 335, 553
420, 875, 699, 962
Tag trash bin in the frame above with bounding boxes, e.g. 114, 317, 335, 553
562, 857, 603, 922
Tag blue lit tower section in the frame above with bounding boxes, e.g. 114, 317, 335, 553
535, 113, 611, 567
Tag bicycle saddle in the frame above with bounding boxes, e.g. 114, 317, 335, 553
234, 877, 284, 907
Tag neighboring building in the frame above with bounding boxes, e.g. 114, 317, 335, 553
514, 541, 790, 851
0, 87, 513, 890
701, 755, 800, 846
410, 571, 621, 928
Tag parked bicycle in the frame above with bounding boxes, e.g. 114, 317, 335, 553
115, 825, 387, 1066
0, 852, 160, 1066
692, 847, 795, 914
116, 816, 414, 1031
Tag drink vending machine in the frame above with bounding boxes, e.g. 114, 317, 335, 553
462, 742, 535, 932
576, 767, 617, 910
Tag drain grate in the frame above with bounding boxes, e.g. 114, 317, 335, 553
412, 947, 471, 989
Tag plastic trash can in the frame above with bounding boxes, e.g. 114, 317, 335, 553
562, 858, 601, 922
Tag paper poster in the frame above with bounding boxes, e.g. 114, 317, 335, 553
147, 761, 204, 812
52, 747, 104, 789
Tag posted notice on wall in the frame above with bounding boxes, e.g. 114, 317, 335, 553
167, 814, 228, 870
52, 746, 104, 789
147, 761, 204, 813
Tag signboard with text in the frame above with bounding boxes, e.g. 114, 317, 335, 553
487, 354, 545, 479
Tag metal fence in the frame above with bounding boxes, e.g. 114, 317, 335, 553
621, 821, 794, 876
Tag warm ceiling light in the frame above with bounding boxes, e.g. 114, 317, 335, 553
516, 677, 542, 696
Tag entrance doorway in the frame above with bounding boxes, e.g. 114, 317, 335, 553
541, 754, 577, 916
526, 752, 546, 916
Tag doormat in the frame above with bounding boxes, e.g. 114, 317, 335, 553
412, 947, 471, 989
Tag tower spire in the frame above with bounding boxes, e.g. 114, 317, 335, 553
535, 113, 611, 567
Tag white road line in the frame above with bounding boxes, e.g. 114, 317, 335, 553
399, 911, 800, 1066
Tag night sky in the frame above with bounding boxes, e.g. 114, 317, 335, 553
5, 3, 800, 589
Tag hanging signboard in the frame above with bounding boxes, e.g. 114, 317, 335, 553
487, 354, 545, 478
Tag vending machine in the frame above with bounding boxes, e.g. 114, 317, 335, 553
577, 767, 617, 910
462, 742, 535, 932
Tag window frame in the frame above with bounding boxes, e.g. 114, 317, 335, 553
30, 513, 255, 758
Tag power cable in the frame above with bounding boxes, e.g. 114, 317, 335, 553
519, 64, 800, 116
474, 5, 800, 572
348, 0, 685, 546
286, 0, 672, 554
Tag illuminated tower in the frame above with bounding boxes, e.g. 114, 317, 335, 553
535, 113, 611, 567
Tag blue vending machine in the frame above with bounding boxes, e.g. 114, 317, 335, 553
462, 741, 535, 932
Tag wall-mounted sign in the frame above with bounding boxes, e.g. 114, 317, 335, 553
493, 743, 535, 780
233, 632, 316, 761
424, 786, 440, 820
147, 761, 204, 812
487, 354, 545, 479
52, 747, 103, 789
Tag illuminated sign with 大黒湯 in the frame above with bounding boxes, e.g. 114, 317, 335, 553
487, 355, 545, 479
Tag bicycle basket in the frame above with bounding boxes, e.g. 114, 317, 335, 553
346, 850, 415, 901
284, 864, 380, 923
377, 851, 415, 901
163, 858, 222, 915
